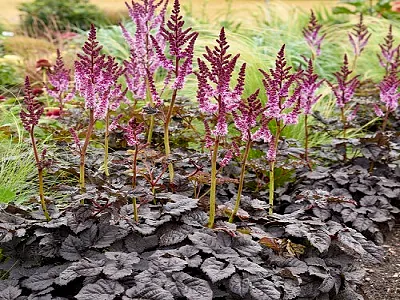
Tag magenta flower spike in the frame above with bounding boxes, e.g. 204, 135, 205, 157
300, 58, 324, 115
302, 10, 326, 58
348, 14, 371, 69
195, 27, 246, 228
47, 50, 75, 112
377, 25, 400, 74
376, 70, 400, 130
329, 54, 360, 110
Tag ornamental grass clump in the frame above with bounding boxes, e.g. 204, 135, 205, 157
196, 27, 246, 228
74, 24, 126, 189
229, 89, 264, 222
20, 76, 50, 221
122, 0, 169, 143
328, 54, 360, 161
259, 45, 303, 215
157, 0, 198, 183
46, 50, 75, 113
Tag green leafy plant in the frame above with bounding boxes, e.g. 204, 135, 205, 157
18, 0, 109, 35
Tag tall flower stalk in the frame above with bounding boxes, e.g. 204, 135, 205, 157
348, 14, 371, 70
122, 0, 169, 143
302, 10, 326, 60
196, 27, 246, 228
156, 0, 198, 183
74, 25, 125, 190
229, 90, 263, 222
299, 59, 323, 169
259, 45, 303, 215
20, 76, 50, 221
328, 54, 360, 161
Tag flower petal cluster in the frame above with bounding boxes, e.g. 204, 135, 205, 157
377, 70, 400, 114
159, 0, 198, 90
377, 25, 399, 73
75, 25, 126, 120
196, 27, 246, 139
259, 45, 303, 125
300, 59, 323, 115
20, 76, 44, 131
348, 14, 371, 57
232, 89, 264, 141
328, 54, 360, 109
124, 117, 145, 147
123, 0, 169, 104
302, 10, 326, 57
47, 50, 75, 108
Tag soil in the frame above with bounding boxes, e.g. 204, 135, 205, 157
361, 220, 400, 300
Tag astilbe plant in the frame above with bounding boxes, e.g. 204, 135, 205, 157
302, 10, 326, 60
377, 25, 400, 75
375, 69, 400, 131
20, 76, 50, 221
299, 58, 323, 169
259, 45, 303, 214
328, 54, 360, 161
348, 14, 371, 70
122, 0, 170, 143
154, 0, 198, 183
74, 24, 126, 190
229, 89, 264, 222
196, 27, 246, 228
46, 50, 75, 114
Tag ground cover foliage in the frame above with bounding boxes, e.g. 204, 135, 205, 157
0, 0, 400, 299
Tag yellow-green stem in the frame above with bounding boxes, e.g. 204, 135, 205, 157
229, 140, 252, 223
132, 146, 139, 222
30, 128, 50, 221
340, 107, 347, 161
79, 110, 95, 198
304, 114, 312, 170
145, 69, 156, 144
268, 160, 275, 215
38, 169, 50, 221
164, 88, 178, 183
104, 111, 110, 177
208, 138, 220, 228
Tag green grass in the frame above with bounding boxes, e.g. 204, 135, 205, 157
0, 140, 37, 204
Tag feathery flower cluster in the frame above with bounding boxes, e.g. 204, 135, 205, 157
329, 54, 360, 109
376, 70, 400, 116
124, 117, 146, 147
122, 0, 169, 105
47, 50, 75, 111
302, 10, 326, 57
300, 59, 323, 115
232, 89, 264, 141
196, 27, 246, 140
378, 25, 400, 73
257, 45, 304, 161
348, 14, 371, 57
159, 0, 198, 90
75, 25, 126, 120
20, 76, 44, 131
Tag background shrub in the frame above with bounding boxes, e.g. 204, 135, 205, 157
18, 0, 109, 35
